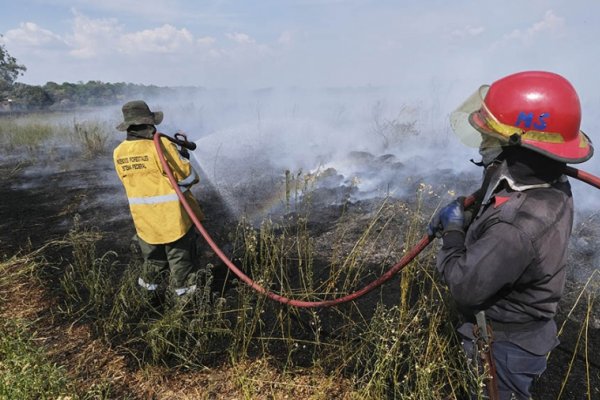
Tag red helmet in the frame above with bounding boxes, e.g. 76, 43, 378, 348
458, 71, 593, 163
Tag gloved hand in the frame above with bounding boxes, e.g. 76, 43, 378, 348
428, 197, 465, 238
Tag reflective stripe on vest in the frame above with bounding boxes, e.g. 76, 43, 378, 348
128, 193, 179, 205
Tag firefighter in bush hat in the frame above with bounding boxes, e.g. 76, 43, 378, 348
428, 71, 593, 399
113, 100, 204, 301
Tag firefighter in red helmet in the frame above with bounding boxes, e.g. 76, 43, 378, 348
429, 71, 593, 399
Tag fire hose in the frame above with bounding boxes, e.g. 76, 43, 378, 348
155, 132, 600, 308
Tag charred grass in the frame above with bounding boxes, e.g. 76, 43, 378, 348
0, 114, 598, 399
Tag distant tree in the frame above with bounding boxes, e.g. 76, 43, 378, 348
11, 83, 53, 109
0, 37, 27, 96
2, 67, 204, 110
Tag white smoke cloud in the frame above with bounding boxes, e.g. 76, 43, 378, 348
162, 87, 478, 220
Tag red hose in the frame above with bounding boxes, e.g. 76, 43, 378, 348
565, 166, 600, 189
154, 133, 599, 308
155, 132, 457, 307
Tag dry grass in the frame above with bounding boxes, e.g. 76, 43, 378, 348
0, 114, 111, 158
0, 115, 56, 151
71, 120, 111, 158
41, 183, 481, 399
1, 113, 598, 399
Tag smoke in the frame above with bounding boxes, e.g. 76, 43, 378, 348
131, 85, 600, 234
2, 84, 598, 286
150, 87, 481, 220
143, 86, 600, 287
5, 83, 596, 225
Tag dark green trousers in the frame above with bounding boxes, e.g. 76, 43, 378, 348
137, 228, 198, 294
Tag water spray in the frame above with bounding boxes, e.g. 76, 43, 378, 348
155, 132, 600, 308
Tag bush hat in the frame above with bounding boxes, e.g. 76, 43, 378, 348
116, 100, 164, 131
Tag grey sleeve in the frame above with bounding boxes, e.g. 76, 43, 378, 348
436, 222, 536, 310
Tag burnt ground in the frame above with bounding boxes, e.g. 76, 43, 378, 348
0, 136, 599, 399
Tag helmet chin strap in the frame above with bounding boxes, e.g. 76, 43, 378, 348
470, 147, 505, 168
470, 158, 485, 167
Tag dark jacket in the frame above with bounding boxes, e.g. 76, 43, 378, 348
437, 149, 573, 355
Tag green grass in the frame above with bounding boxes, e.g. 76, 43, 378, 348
0, 318, 71, 400
0, 114, 112, 157
0, 247, 130, 399
0, 116, 56, 151
0, 252, 72, 399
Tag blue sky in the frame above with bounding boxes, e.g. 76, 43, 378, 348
2, 0, 600, 94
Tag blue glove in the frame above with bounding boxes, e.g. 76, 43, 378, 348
428, 198, 465, 238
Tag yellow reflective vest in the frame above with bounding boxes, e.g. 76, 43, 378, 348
113, 136, 203, 244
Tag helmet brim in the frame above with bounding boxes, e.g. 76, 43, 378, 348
469, 109, 594, 164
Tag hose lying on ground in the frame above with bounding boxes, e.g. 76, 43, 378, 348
155, 132, 600, 308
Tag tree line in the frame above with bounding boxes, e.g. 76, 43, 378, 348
1, 37, 202, 111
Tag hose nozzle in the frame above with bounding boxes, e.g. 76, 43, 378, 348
174, 132, 197, 150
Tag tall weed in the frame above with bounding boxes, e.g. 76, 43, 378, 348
71, 120, 110, 158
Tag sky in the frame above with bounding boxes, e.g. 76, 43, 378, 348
2, 1, 600, 174
1, 1, 600, 93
